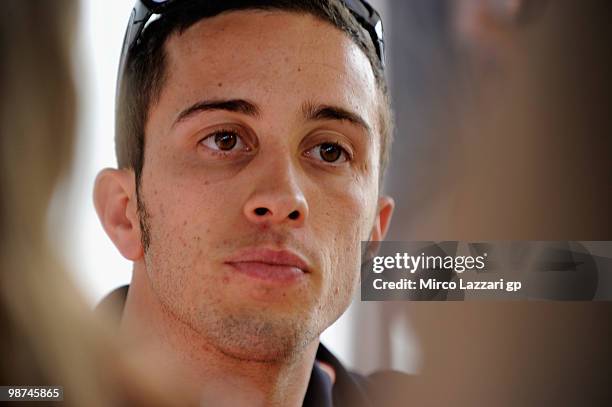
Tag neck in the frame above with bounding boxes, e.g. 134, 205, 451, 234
120, 266, 318, 407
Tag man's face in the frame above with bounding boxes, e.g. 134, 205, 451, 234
139, 10, 387, 361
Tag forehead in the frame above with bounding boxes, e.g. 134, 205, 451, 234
159, 10, 379, 126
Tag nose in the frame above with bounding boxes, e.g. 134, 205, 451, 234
243, 164, 309, 227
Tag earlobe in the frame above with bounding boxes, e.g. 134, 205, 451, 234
370, 195, 394, 242
93, 168, 143, 260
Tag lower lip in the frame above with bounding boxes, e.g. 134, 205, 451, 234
227, 262, 306, 284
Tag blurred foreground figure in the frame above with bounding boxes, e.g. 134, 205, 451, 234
362, 1, 612, 406
0, 2, 185, 405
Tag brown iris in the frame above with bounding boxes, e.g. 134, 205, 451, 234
214, 131, 238, 150
319, 143, 342, 162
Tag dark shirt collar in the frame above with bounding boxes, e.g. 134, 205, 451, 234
303, 361, 334, 407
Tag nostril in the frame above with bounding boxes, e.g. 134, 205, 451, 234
288, 210, 300, 220
254, 207, 269, 216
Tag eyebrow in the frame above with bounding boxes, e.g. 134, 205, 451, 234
301, 102, 372, 136
174, 99, 260, 125
173, 98, 371, 136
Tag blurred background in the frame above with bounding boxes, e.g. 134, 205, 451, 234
60, 0, 611, 405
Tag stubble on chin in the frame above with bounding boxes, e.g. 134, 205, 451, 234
193, 305, 319, 363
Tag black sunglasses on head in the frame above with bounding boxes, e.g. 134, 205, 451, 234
117, 0, 384, 86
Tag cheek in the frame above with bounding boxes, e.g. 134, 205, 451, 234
139, 161, 249, 287
143, 151, 244, 225
140, 180, 225, 311
314, 173, 377, 237
311, 186, 372, 326
312, 182, 376, 287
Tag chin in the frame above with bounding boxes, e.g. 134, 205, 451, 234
200, 312, 319, 363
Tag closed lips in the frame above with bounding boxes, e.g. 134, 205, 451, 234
225, 248, 310, 273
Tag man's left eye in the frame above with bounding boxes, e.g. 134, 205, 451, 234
306, 143, 350, 164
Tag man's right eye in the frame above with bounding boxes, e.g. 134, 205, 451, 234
199, 130, 249, 152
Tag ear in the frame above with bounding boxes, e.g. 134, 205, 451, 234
93, 168, 143, 261
370, 195, 394, 242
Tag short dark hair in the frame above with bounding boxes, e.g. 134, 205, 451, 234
116, 0, 392, 187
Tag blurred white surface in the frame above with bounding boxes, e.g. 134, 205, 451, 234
63, 0, 134, 305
